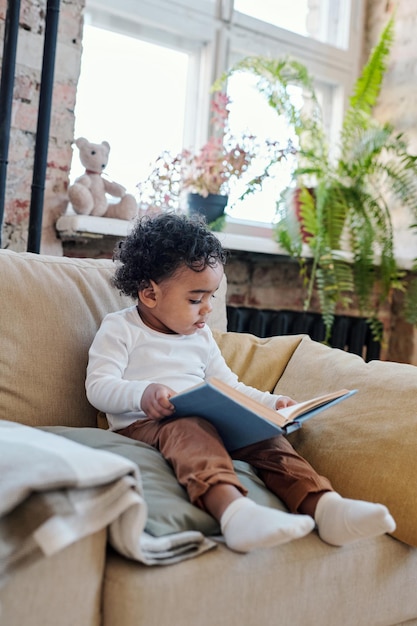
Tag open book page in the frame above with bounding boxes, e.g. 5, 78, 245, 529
275, 389, 353, 424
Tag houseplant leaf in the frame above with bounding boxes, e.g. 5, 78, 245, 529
215, 15, 417, 344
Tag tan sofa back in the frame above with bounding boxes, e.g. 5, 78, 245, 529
0, 250, 227, 428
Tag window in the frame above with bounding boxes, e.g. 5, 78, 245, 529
225, 72, 300, 224
72, 25, 191, 194
73, 0, 365, 229
234, 0, 352, 49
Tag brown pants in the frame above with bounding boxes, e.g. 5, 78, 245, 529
117, 416, 333, 512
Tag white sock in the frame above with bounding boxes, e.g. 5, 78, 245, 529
220, 497, 315, 553
315, 492, 396, 547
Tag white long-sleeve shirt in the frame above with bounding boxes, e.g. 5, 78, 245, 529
86, 305, 282, 430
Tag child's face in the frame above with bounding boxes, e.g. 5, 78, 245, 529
138, 262, 224, 335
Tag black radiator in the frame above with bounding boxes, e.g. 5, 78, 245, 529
226, 306, 381, 362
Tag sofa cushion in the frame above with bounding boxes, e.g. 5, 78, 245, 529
43, 426, 288, 537
104, 532, 417, 626
213, 330, 305, 391
0, 251, 227, 428
274, 335, 417, 548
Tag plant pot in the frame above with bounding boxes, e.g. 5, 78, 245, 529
187, 193, 228, 224
293, 187, 315, 243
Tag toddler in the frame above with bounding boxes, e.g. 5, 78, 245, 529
86, 213, 395, 553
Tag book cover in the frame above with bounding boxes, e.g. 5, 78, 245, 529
169, 378, 357, 451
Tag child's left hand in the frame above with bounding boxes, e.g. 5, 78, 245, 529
275, 396, 297, 410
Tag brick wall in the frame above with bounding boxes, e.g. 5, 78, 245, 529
365, 0, 417, 148
364, 0, 417, 262
0, 0, 84, 253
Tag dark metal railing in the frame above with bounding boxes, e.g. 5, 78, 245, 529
0, 0, 21, 247
27, 0, 61, 253
0, 0, 60, 252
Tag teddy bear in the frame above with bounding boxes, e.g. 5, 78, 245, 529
68, 137, 138, 220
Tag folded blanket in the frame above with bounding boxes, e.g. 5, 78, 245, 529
0, 421, 216, 587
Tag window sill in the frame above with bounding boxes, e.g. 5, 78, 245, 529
56, 211, 414, 270
219, 232, 288, 255
56, 212, 133, 240
55, 212, 292, 256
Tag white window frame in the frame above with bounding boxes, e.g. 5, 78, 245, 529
81, 0, 366, 241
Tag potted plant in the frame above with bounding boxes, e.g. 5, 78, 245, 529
214, 16, 417, 341
136, 92, 292, 230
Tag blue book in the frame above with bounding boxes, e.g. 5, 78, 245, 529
169, 378, 357, 451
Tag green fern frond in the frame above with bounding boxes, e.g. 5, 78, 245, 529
321, 184, 349, 248
297, 187, 317, 241
378, 156, 417, 217
404, 274, 417, 325
367, 316, 384, 343
275, 209, 303, 256
348, 187, 393, 250
379, 242, 404, 296
342, 124, 393, 175
314, 256, 353, 341
275, 224, 302, 257
327, 255, 355, 293
342, 16, 394, 144
348, 207, 379, 314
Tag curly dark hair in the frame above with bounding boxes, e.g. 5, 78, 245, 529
113, 212, 228, 298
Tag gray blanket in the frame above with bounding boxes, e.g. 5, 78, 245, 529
0, 421, 216, 588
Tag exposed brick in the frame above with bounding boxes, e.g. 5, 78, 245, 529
51, 82, 77, 111
12, 100, 39, 133
20, 0, 45, 35
58, 4, 84, 43
5, 198, 30, 224
14, 73, 38, 102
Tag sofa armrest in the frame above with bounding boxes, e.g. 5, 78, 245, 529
0, 529, 106, 626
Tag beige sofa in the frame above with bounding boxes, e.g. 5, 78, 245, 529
1, 249, 417, 626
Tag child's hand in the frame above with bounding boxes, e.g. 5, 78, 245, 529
141, 383, 176, 419
275, 395, 297, 410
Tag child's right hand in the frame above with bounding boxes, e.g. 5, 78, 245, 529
141, 383, 176, 419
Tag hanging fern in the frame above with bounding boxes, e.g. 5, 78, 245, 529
214, 15, 417, 343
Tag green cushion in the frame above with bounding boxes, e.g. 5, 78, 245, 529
42, 427, 286, 537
